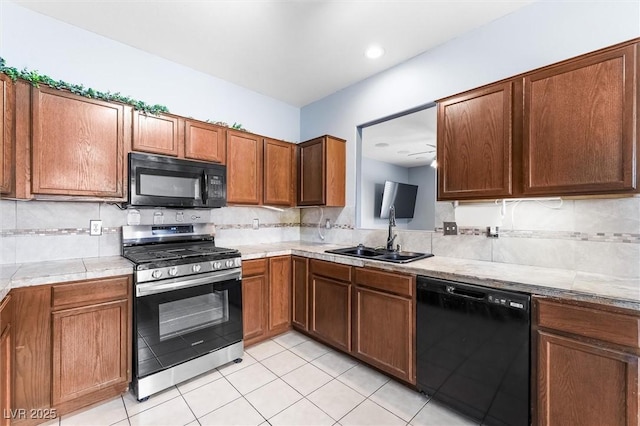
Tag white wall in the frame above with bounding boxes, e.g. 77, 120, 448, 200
0, 1, 300, 142
300, 0, 640, 207
407, 165, 435, 231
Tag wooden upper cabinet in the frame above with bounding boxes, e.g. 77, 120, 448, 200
132, 111, 180, 156
132, 113, 227, 163
184, 119, 226, 163
437, 81, 514, 200
264, 138, 296, 206
31, 87, 129, 199
227, 130, 263, 204
0, 74, 14, 194
298, 135, 346, 206
523, 43, 638, 195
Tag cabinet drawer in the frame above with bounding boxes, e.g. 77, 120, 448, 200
243, 259, 267, 277
355, 268, 414, 297
52, 276, 130, 310
536, 299, 640, 349
310, 259, 352, 282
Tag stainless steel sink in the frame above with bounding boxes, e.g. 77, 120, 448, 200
325, 245, 433, 263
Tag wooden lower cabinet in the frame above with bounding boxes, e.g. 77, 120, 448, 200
242, 259, 269, 345
291, 256, 309, 330
353, 286, 413, 383
11, 276, 132, 425
534, 297, 640, 426
308, 260, 352, 352
0, 296, 11, 426
242, 257, 292, 346
51, 299, 129, 408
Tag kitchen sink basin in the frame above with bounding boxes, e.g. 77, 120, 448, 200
325, 245, 433, 263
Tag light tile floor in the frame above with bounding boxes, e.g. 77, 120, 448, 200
46, 331, 479, 426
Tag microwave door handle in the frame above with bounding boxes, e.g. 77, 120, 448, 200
202, 172, 209, 203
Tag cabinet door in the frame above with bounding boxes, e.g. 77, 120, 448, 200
309, 274, 351, 352
242, 274, 268, 344
524, 43, 638, 195
268, 256, 291, 334
298, 137, 325, 205
353, 286, 414, 383
0, 74, 14, 193
437, 81, 513, 200
264, 138, 295, 206
184, 119, 226, 164
0, 296, 11, 426
227, 130, 262, 204
292, 256, 309, 330
537, 331, 639, 426
51, 299, 129, 405
12, 287, 52, 420
31, 87, 126, 197
132, 111, 180, 156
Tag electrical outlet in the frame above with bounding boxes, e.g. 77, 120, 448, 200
487, 226, 500, 238
253, 218, 259, 230
325, 219, 331, 229
443, 221, 458, 236
90, 220, 102, 236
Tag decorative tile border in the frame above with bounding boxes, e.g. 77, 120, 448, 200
2, 224, 638, 244
0, 223, 301, 237
432, 226, 640, 244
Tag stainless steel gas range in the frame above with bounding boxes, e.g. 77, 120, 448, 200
122, 223, 243, 401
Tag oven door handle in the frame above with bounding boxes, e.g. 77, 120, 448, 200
136, 268, 241, 297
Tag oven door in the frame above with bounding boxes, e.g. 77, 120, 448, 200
134, 269, 242, 379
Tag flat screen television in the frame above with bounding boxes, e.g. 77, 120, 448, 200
379, 180, 419, 219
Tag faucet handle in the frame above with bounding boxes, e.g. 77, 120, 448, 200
396, 244, 401, 252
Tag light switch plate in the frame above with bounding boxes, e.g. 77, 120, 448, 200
90, 220, 102, 236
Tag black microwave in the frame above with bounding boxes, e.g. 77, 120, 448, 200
128, 152, 226, 208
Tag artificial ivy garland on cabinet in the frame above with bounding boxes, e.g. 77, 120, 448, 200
0, 57, 245, 129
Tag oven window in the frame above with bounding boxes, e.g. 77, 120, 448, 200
158, 292, 229, 341
139, 173, 201, 199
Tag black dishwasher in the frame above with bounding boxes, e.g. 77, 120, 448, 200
416, 276, 530, 426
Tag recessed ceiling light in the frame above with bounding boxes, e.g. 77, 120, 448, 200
365, 45, 385, 59
374, 142, 389, 147
397, 150, 409, 154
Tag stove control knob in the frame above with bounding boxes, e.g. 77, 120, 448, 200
225, 260, 234, 268
168, 267, 178, 277
214, 262, 222, 269
192, 264, 202, 273
151, 270, 163, 279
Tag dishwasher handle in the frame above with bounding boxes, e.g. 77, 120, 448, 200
445, 285, 486, 300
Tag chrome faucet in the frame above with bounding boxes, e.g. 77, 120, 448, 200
386, 205, 397, 251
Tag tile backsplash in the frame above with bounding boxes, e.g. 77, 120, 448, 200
0, 200, 300, 264
299, 198, 640, 279
1, 197, 639, 280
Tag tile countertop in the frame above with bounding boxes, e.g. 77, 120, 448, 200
0, 256, 135, 299
1, 243, 638, 312
237, 242, 640, 312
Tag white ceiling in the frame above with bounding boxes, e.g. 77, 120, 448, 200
362, 106, 437, 168
12, 0, 535, 107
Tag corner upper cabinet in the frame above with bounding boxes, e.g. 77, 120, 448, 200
298, 135, 346, 206
437, 81, 514, 200
0, 74, 14, 194
31, 87, 130, 200
226, 130, 263, 205
264, 137, 296, 207
523, 43, 638, 195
